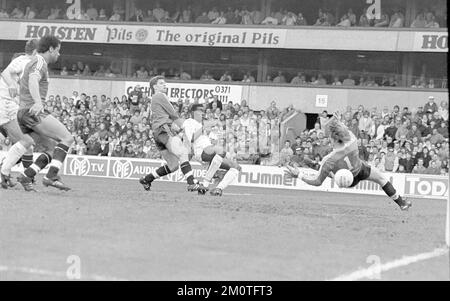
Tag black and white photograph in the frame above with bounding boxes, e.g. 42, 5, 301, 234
0, 0, 448, 287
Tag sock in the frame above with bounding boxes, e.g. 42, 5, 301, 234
180, 161, 196, 185
46, 143, 69, 179
21, 154, 34, 169
382, 182, 400, 201
145, 165, 170, 183
24, 152, 51, 178
202, 155, 223, 187
217, 168, 239, 190
1, 142, 27, 175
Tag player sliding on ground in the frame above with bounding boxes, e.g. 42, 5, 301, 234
16, 35, 73, 191
139, 76, 206, 192
181, 105, 241, 196
284, 113, 412, 211
0, 39, 39, 189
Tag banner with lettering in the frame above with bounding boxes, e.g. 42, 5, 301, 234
125, 81, 243, 104
6, 20, 446, 52
1, 152, 447, 200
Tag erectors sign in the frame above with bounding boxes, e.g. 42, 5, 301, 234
7, 20, 447, 52
125, 81, 243, 104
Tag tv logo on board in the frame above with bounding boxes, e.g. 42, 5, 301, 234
111, 160, 133, 178
68, 157, 90, 176
405, 176, 448, 197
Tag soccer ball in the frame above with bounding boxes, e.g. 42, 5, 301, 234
334, 169, 354, 188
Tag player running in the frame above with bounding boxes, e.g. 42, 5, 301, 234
0, 40, 39, 188
181, 105, 241, 196
139, 76, 205, 192
284, 114, 412, 210
16, 35, 73, 192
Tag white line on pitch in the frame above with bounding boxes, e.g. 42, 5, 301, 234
0, 265, 128, 281
328, 247, 449, 281
225, 193, 254, 196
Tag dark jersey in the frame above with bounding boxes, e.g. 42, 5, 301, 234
303, 132, 362, 186
150, 92, 179, 129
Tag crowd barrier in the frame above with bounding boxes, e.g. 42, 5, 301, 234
2, 152, 447, 200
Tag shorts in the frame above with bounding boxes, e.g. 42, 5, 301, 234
153, 125, 171, 151
0, 99, 19, 126
17, 108, 50, 134
349, 161, 371, 188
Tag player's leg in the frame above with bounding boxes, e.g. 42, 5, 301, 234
166, 135, 203, 190
139, 128, 180, 191
0, 119, 35, 188
200, 146, 241, 196
356, 162, 411, 210
30, 114, 73, 190
17, 134, 55, 192
139, 150, 179, 191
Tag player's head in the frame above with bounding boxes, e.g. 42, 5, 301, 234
191, 105, 204, 122
149, 75, 166, 95
37, 35, 61, 63
24, 39, 39, 56
323, 117, 351, 145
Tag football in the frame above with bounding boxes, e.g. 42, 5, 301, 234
334, 169, 354, 188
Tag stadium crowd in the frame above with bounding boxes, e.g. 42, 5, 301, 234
57, 62, 444, 90
0, 1, 445, 28
0, 86, 447, 175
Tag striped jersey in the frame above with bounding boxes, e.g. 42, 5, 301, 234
19, 54, 49, 109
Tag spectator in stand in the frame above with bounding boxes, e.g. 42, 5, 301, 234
195, 11, 210, 23
336, 14, 351, 27
342, 74, 355, 86
358, 14, 370, 26
60, 66, 69, 76
261, 12, 278, 25
282, 12, 297, 26
0, 8, 9, 18
10, 5, 24, 19
129, 8, 144, 22
296, 13, 307, 25
86, 2, 98, 20
411, 12, 427, 28
273, 71, 286, 83
389, 11, 404, 27
109, 9, 121, 21
424, 96, 438, 114
207, 7, 219, 22
135, 66, 148, 79
425, 12, 440, 28
212, 11, 226, 24
374, 11, 389, 27
24, 6, 37, 19
219, 71, 232, 81
97, 8, 108, 21
425, 160, 441, 175
291, 72, 305, 85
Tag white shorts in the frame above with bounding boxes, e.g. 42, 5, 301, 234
193, 135, 212, 161
0, 98, 19, 126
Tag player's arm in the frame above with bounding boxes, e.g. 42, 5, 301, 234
301, 159, 332, 186
160, 98, 179, 120
1, 59, 22, 97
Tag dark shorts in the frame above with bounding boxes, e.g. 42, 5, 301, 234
349, 161, 372, 188
17, 108, 50, 134
153, 125, 170, 151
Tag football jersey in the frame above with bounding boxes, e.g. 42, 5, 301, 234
150, 92, 179, 129
183, 118, 212, 157
19, 54, 49, 109
316, 132, 362, 182
0, 54, 33, 102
